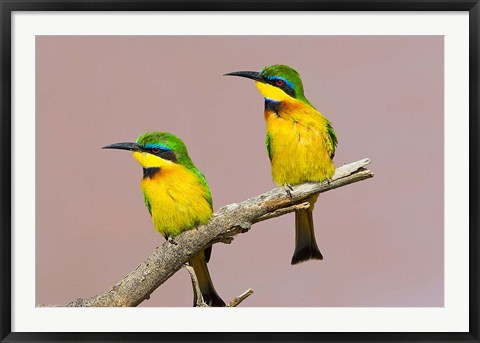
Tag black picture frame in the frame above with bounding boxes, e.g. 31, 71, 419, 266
1, 1, 478, 342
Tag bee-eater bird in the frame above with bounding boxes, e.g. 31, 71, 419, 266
225, 64, 338, 265
103, 131, 225, 306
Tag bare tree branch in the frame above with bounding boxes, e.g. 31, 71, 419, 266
38, 158, 373, 307
228, 288, 255, 307
183, 264, 209, 307
183, 264, 254, 307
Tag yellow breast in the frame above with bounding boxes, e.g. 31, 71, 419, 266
140, 163, 212, 238
265, 100, 335, 185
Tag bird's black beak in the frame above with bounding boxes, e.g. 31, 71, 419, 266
224, 71, 263, 82
102, 142, 142, 152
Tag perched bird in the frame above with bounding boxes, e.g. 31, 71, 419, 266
225, 65, 338, 265
103, 132, 225, 306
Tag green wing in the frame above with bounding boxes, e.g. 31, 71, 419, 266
265, 133, 272, 162
143, 193, 152, 216
192, 168, 213, 210
326, 121, 338, 159
202, 189, 213, 211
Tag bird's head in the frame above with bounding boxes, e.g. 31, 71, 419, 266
103, 131, 191, 169
224, 64, 310, 104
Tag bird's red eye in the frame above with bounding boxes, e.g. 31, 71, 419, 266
275, 79, 285, 86
152, 147, 161, 153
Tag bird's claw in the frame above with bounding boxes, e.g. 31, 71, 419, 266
168, 236, 178, 245
285, 184, 294, 199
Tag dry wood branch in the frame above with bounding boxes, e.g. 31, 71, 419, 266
254, 201, 310, 223
184, 264, 254, 307
228, 289, 255, 307
38, 158, 373, 307
183, 264, 208, 307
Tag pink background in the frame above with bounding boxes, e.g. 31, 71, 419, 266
36, 36, 444, 307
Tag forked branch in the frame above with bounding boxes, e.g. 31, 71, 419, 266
39, 158, 373, 307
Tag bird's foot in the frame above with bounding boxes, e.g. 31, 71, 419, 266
168, 236, 178, 245
326, 177, 333, 185
285, 184, 294, 199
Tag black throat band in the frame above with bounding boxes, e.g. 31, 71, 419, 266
143, 167, 160, 179
264, 99, 281, 114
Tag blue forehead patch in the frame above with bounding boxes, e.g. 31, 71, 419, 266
144, 143, 171, 151
264, 76, 294, 89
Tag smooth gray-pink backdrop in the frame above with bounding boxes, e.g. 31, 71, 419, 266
36, 36, 444, 307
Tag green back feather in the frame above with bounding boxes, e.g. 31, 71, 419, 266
144, 194, 152, 215
265, 133, 272, 162
326, 122, 338, 158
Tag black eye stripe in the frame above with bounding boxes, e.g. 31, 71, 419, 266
138, 145, 177, 162
266, 78, 295, 98
147, 148, 177, 162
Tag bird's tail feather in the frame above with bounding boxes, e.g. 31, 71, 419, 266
291, 202, 323, 265
189, 249, 226, 307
